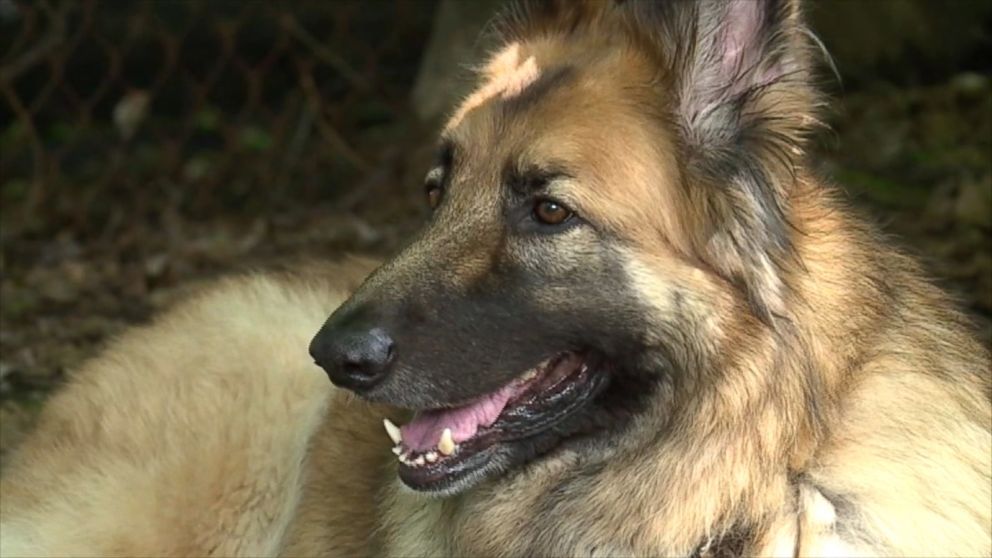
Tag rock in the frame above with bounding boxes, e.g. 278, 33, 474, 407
950, 72, 990, 101
144, 253, 171, 279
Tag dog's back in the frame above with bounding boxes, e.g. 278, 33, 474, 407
0, 259, 384, 557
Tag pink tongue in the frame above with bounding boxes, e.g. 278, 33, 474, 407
400, 382, 525, 452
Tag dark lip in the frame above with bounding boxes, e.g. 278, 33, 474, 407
387, 351, 583, 413
397, 355, 610, 493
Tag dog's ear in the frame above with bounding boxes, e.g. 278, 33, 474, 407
625, 0, 821, 323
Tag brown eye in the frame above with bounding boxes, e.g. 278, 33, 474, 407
426, 187, 442, 209
533, 199, 572, 225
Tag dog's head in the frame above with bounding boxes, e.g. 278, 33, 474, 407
310, 0, 821, 495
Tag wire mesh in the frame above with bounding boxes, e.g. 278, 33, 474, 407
0, 0, 437, 240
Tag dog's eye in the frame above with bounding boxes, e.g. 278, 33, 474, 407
426, 186, 443, 210
533, 199, 572, 225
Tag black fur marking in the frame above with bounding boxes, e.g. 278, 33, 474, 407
504, 164, 571, 196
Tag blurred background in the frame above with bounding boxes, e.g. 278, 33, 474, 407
1, 0, 990, 462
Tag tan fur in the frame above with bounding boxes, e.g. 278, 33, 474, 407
2, 1, 990, 557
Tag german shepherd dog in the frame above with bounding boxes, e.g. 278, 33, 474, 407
2, 0, 990, 556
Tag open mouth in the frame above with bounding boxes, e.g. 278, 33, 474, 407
382, 351, 609, 493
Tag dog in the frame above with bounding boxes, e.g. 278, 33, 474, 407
2, 0, 990, 556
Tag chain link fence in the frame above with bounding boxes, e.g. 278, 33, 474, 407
1, 0, 437, 242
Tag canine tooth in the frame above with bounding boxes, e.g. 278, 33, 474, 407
383, 419, 402, 445
391, 446, 402, 455
425, 451, 438, 463
414, 455, 426, 466
522, 369, 538, 381
438, 428, 455, 456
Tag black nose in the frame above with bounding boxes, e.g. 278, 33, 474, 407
309, 325, 395, 391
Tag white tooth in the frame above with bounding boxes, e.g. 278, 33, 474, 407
383, 419, 402, 445
396, 453, 404, 462
522, 369, 538, 381
438, 428, 455, 456
425, 451, 438, 463
391, 446, 402, 455
414, 455, 426, 466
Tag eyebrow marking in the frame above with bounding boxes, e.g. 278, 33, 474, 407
446, 42, 542, 130
500, 65, 576, 116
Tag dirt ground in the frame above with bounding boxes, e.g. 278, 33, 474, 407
1, 74, 990, 465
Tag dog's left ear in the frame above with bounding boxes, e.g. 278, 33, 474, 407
625, 0, 821, 323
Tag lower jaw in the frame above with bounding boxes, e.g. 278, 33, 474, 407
398, 443, 502, 495
396, 372, 611, 495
